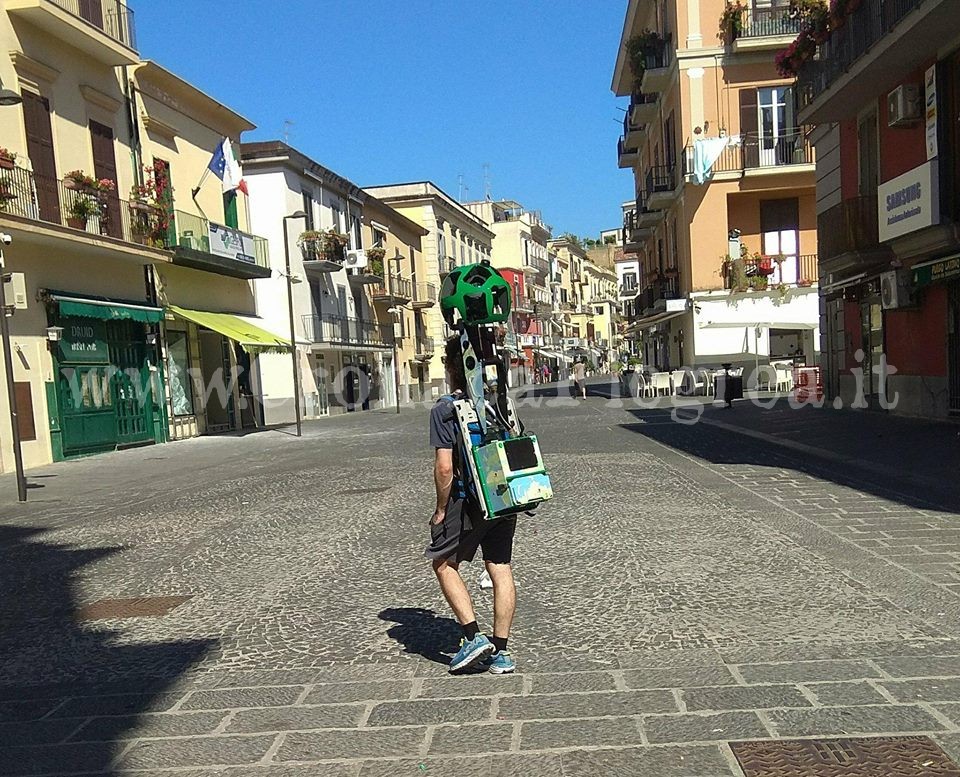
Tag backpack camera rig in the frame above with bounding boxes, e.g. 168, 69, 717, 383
439, 260, 553, 520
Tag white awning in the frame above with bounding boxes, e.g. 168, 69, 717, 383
699, 320, 818, 330
626, 309, 686, 334
537, 349, 573, 363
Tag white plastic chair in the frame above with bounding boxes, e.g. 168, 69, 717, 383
651, 372, 671, 396
775, 366, 793, 393
670, 370, 687, 395
637, 372, 655, 398
755, 364, 776, 391
698, 369, 714, 396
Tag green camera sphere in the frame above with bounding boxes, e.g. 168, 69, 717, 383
440, 261, 512, 326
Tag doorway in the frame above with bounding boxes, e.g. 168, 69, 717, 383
761, 198, 800, 284
949, 281, 960, 414
860, 297, 884, 409
758, 86, 795, 166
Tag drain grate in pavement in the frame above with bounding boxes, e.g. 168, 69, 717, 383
731, 737, 960, 776
340, 486, 390, 495
76, 596, 192, 621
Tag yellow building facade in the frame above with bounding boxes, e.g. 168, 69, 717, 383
613, 0, 821, 375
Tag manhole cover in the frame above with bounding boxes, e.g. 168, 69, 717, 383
731, 737, 960, 776
340, 487, 390, 495
76, 596, 192, 621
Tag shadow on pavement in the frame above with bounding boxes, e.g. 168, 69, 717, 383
0, 525, 216, 774
378, 607, 461, 666
620, 406, 959, 513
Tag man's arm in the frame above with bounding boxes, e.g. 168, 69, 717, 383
433, 448, 453, 524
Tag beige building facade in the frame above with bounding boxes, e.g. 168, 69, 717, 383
0, 3, 273, 471
363, 183, 494, 398
613, 0, 820, 376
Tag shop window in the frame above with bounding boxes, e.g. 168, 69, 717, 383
166, 330, 194, 416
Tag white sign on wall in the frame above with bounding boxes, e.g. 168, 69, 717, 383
925, 65, 938, 161
878, 160, 940, 242
209, 223, 257, 264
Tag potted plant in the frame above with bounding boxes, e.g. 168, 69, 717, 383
366, 245, 386, 275
67, 194, 100, 230
664, 266, 679, 279
0, 176, 17, 209
0, 148, 16, 171
718, 1, 746, 44
64, 170, 98, 191
748, 275, 769, 292
797, 278, 814, 287
756, 255, 775, 276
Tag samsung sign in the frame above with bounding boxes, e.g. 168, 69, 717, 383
878, 160, 940, 242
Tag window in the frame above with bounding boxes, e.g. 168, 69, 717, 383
302, 191, 315, 230
595, 306, 604, 316
352, 215, 362, 249
623, 272, 637, 290
372, 228, 387, 248
166, 330, 194, 416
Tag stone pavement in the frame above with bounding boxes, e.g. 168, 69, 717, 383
2, 392, 960, 775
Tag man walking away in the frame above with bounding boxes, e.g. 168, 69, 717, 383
573, 358, 587, 399
425, 336, 517, 674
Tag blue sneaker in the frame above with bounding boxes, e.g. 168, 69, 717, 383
449, 634, 495, 673
482, 650, 516, 674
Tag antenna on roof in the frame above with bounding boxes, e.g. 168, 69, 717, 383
482, 163, 491, 201
458, 174, 469, 202
282, 119, 294, 144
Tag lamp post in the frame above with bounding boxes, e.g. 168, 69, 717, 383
387, 306, 404, 414
282, 211, 307, 437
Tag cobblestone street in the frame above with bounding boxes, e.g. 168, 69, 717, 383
3, 388, 960, 775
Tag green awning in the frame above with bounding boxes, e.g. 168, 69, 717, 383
167, 305, 291, 353
48, 292, 164, 323
912, 254, 960, 288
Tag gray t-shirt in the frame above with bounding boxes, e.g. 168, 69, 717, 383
573, 362, 586, 381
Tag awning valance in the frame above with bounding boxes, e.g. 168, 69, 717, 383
627, 309, 685, 334
46, 291, 164, 323
167, 305, 291, 353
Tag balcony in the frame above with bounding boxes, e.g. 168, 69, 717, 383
639, 34, 674, 93
171, 210, 271, 280
629, 90, 659, 126
684, 131, 814, 181
619, 282, 641, 301
438, 255, 457, 278
414, 335, 435, 360
818, 196, 893, 276
732, 4, 801, 52
412, 281, 437, 309
302, 314, 393, 350
723, 254, 819, 289
4, 0, 137, 65
618, 137, 640, 169
0, 164, 169, 260
796, 0, 951, 124
523, 255, 550, 280
622, 112, 646, 152
371, 274, 412, 304
645, 165, 681, 210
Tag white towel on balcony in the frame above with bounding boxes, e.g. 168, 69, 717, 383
692, 137, 731, 185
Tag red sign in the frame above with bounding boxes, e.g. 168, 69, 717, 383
792, 366, 823, 404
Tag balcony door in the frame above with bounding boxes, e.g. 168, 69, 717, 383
22, 91, 60, 222
78, 0, 104, 29
761, 198, 799, 284
757, 87, 795, 166
89, 120, 120, 239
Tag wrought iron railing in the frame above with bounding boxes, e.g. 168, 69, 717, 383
683, 131, 813, 176
371, 274, 412, 299
645, 164, 678, 199
641, 33, 673, 72
49, 0, 137, 49
724, 253, 820, 288
818, 196, 882, 260
618, 136, 638, 161
172, 210, 269, 269
302, 314, 393, 348
415, 336, 435, 355
797, 0, 924, 111
0, 164, 165, 247
740, 4, 801, 38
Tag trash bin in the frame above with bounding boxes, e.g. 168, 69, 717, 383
716, 363, 744, 407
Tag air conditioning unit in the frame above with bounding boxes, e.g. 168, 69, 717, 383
344, 249, 368, 269
887, 84, 922, 127
880, 269, 914, 310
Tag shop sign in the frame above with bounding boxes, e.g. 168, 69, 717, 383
878, 161, 940, 242
208, 222, 257, 264
913, 254, 960, 288
59, 319, 109, 364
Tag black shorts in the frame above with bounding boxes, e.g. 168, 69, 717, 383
424, 499, 516, 564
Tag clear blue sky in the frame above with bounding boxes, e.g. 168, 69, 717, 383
135, 1, 631, 238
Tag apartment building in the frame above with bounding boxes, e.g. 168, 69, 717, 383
792, 0, 960, 418
242, 142, 398, 419
364, 183, 494, 398
0, 2, 276, 470
613, 0, 820, 378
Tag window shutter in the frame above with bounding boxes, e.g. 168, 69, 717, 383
740, 89, 760, 168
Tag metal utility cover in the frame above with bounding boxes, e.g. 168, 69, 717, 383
76, 596, 192, 621
731, 737, 960, 776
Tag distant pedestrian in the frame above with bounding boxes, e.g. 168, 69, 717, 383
573, 359, 587, 399
541, 364, 550, 384
425, 335, 518, 675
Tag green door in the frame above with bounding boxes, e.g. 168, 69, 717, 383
107, 320, 157, 447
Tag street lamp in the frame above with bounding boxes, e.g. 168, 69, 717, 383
282, 211, 307, 437
387, 305, 407, 415
0, 234, 26, 502
0, 79, 22, 107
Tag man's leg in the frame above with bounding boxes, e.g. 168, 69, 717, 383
432, 556, 476, 627
484, 560, 516, 640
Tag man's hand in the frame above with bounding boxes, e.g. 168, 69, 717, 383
431, 508, 446, 526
